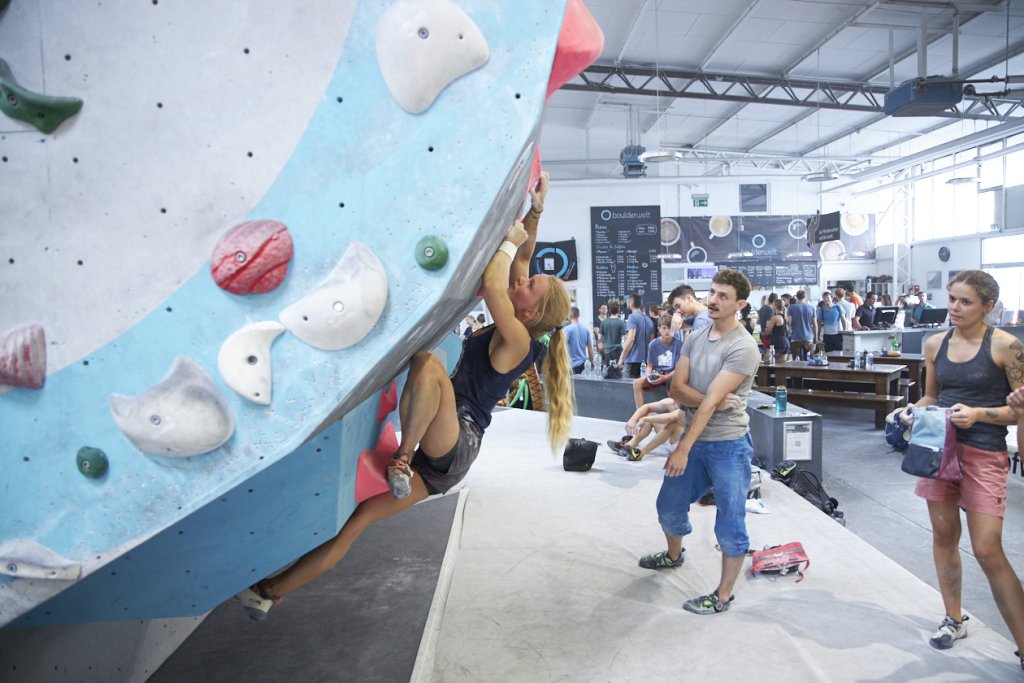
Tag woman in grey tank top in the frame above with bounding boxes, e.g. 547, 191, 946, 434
904, 270, 1024, 666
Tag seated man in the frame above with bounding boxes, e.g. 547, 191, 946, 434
632, 314, 683, 409
607, 397, 686, 462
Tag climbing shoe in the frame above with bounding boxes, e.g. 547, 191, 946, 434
638, 549, 684, 570
606, 439, 626, 455
387, 453, 414, 499
235, 581, 281, 621
626, 446, 643, 462
929, 614, 968, 650
682, 590, 734, 615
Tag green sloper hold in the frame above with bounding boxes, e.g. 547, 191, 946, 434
415, 236, 449, 271
0, 2, 10, 15
76, 446, 109, 479
0, 58, 83, 134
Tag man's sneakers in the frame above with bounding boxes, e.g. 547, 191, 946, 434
638, 549, 684, 569
682, 590, 734, 615
235, 581, 282, 621
626, 446, 643, 462
929, 614, 968, 649
387, 452, 414, 499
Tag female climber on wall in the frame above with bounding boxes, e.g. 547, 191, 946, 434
236, 172, 574, 619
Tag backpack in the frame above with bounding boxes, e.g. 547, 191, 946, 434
771, 460, 840, 519
751, 542, 810, 582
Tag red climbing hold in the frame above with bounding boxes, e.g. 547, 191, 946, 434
210, 220, 293, 295
356, 421, 399, 503
545, 0, 604, 99
0, 324, 46, 389
377, 380, 398, 424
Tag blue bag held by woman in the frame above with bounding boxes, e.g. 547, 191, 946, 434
896, 405, 961, 481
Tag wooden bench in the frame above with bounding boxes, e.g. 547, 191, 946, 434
800, 377, 916, 403
756, 386, 905, 429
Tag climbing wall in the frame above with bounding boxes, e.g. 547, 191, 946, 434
0, 0, 598, 645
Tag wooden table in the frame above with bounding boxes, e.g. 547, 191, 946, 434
770, 360, 906, 428
827, 352, 925, 402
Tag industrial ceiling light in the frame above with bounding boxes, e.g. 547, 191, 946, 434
801, 170, 838, 182
945, 175, 981, 185
639, 149, 684, 163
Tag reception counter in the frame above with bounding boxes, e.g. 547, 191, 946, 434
841, 324, 1024, 355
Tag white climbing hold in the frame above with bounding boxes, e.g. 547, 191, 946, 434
110, 356, 235, 457
217, 321, 285, 405
375, 0, 489, 114
280, 241, 388, 351
0, 539, 82, 581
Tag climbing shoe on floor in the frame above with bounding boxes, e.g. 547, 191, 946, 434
638, 549, 684, 570
682, 590, 734, 615
929, 614, 968, 649
606, 439, 626, 455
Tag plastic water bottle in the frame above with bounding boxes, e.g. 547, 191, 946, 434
767, 346, 776, 365
583, 359, 591, 376
775, 385, 788, 413
865, 353, 874, 370
640, 361, 648, 377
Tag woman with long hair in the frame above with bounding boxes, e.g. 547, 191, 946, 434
904, 270, 1024, 668
237, 173, 574, 619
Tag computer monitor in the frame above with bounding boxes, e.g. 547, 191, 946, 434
919, 307, 948, 325
874, 306, 898, 327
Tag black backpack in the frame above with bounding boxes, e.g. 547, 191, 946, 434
771, 460, 840, 518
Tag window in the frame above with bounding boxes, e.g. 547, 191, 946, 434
739, 184, 768, 212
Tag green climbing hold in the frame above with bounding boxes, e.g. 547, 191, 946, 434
0, 1, 10, 15
415, 236, 448, 271
76, 446, 109, 479
0, 58, 83, 134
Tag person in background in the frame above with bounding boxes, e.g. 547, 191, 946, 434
834, 287, 856, 323
619, 294, 656, 379
853, 291, 878, 330
236, 173, 575, 621
906, 293, 934, 325
780, 292, 793, 309
986, 298, 1006, 326
816, 290, 847, 352
606, 396, 687, 463
631, 314, 683, 409
593, 302, 608, 368
849, 290, 863, 308
900, 270, 1024, 669
765, 298, 790, 362
787, 290, 816, 360
757, 293, 777, 354
462, 315, 476, 340
639, 268, 759, 615
669, 284, 711, 342
600, 302, 626, 373
881, 293, 893, 307
565, 306, 594, 375
739, 302, 755, 335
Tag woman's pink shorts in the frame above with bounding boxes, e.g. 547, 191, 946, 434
914, 441, 1010, 518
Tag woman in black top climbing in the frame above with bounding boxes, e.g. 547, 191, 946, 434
902, 270, 1024, 668
237, 173, 574, 619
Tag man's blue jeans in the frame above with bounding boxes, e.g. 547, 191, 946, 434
656, 434, 753, 557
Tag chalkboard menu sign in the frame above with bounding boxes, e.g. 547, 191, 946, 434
591, 206, 662, 310
728, 259, 818, 287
